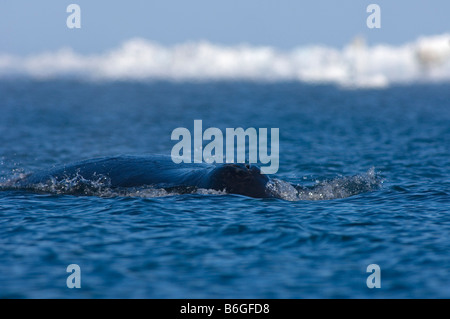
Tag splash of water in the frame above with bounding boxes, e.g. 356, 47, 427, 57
0, 173, 228, 198
267, 167, 382, 201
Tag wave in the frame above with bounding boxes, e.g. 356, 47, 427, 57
1, 34, 449, 87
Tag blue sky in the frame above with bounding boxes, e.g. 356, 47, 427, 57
0, 0, 449, 54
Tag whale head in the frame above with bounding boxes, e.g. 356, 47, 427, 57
207, 163, 271, 198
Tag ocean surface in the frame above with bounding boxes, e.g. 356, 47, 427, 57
0, 79, 449, 298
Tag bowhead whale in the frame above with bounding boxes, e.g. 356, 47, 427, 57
13, 155, 272, 198
5, 155, 381, 200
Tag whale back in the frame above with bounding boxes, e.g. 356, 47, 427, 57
14, 155, 272, 198
17, 155, 214, 189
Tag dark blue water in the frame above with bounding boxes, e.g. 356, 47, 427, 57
0, 80, 449, 298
